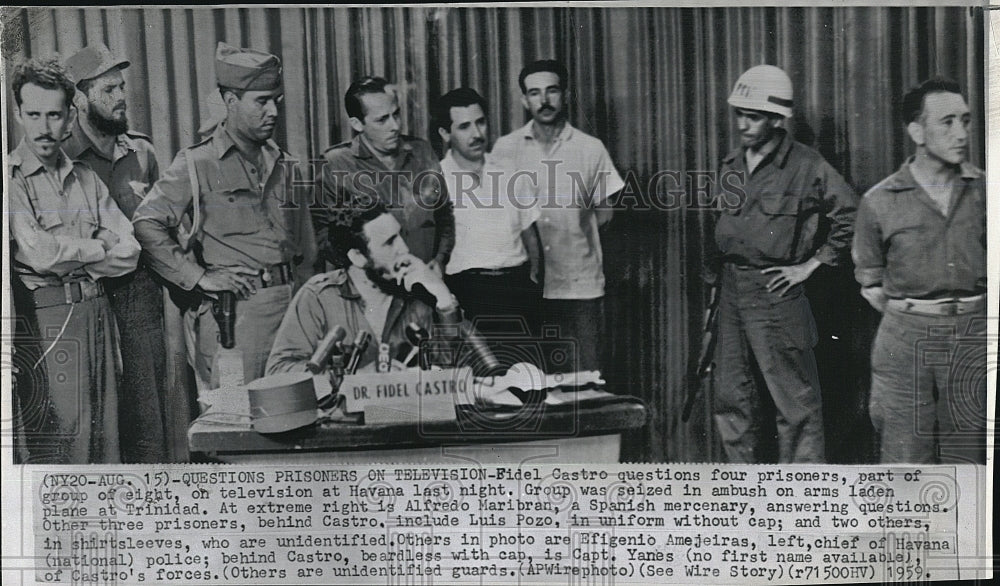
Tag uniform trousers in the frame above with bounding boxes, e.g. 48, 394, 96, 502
714, 263, 825, 463
33, 294, 121, 463
870, 304, 987, 464
185, 284, 292, 391
106, 268, 168, 462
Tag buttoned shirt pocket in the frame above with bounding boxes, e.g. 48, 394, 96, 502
759, 189, 801, 216
753, 189, 803, 260
205, 188, 264, 236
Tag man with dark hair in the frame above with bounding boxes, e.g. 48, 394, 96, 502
705, 65, 858, 464
62, 43, 170, 463
433, 87, 542, 341
491, 59, 624, 373
8, 57, 141, 463
316, 76, 454, 275
133, 42, 316, 391
853, 77, 986, 464
267, 200, 467, 375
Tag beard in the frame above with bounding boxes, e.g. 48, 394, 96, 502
88, 106, 129, 136
364, 264, 408, 297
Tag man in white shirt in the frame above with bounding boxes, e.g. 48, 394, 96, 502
491, 60, 625, 372
433, 88, 542, 341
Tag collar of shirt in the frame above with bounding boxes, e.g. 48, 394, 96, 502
213, 122, 281, 163
884, 156, 982, 192
518, 120, 576, 144
722, 128, 794, 171
63, 119, 139, 164
349, 134, 414, 164
214, 123, 283, 188
10, 139, 77, 183
440, 150, 492, 177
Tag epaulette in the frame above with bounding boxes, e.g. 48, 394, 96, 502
187, 133, 215, 151
304, 270, 349, 291
125, 129, 152, 142
323, 141, 352, 155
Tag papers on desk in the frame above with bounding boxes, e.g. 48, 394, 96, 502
474, 365, 608, 407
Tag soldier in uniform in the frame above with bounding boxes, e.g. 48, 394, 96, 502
8, 57, 141, 463
315, 76, 455, 274
62, 44, 169, 462
133, 42, 315, 391
705, 65, 857, 463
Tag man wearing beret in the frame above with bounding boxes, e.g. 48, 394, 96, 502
62, 43, 170, 462
133, 42, 316, 391
315, 77, 455, 275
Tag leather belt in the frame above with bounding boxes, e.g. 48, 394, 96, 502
887, 294, 985, 317
246, 262, 293, 289
462, 264, 529, 277
32, 280, 104, 309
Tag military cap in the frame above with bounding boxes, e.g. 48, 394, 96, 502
64, 43, 130, 86
215, 42, 282, 91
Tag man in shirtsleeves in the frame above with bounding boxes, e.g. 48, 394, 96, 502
853, 78, 986, 464
8, 58, 141, 463
133, 43, 316, 391
62, 43, 170, 462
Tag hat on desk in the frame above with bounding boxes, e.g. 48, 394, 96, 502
215, 42, 282, 91
64, 43, 130, 87
247, 372, 317, 433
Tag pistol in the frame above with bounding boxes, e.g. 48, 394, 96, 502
212, 291, 237, 349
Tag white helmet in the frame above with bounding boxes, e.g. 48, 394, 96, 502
728, 65, 793, 118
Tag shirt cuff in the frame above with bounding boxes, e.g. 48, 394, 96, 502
813, 246, 839, 267
81, 240, 108, 263
435, 299, 463, 324
854, 267, 884, 288
177, 262, 208, 291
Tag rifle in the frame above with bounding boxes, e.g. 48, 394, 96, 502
682, 285, 720, 422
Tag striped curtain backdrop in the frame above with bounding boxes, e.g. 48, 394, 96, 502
3, 6, 984, 462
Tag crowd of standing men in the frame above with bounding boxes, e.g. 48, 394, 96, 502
8, 40, 987, 466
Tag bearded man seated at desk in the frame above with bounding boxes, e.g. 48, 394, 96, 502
266, 200, 476, 377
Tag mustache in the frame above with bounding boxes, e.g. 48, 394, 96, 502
538, 105, 556, 113
35, 134, 57, 141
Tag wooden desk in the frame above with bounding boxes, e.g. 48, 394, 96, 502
189, 394, 647, 464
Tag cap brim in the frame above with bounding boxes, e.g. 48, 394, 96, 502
75, 58, 132, 87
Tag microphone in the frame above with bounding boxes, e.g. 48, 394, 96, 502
395, 323, 429, 369
345, 330, 373, 375
306, 325, 346, 374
